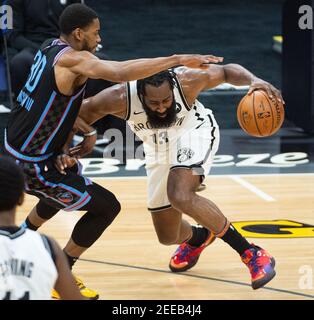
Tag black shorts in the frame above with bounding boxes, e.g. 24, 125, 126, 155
17, 158, 93, 211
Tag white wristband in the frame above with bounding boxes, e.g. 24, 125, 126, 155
83, 130, 97, 137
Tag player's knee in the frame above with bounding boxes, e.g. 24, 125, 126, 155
36, 201, 59, 220
109, 192, 121, 213
102, 193, 121, 222
87, 192, 121, 223
111, 196, 121, 219
168, 189, 193, 212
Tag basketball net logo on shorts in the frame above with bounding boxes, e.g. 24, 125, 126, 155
177, 148, 195, 163
56, 191, 73, 203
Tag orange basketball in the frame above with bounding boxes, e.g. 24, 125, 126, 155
237, 90, 285, 137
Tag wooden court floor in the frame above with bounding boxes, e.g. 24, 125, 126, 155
17, 174, 314, 300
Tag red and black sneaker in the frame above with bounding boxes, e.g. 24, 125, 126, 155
169, 231, 215, 272
241, 245, 276, 289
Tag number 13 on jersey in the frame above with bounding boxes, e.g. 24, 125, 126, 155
151, 132, 169, 145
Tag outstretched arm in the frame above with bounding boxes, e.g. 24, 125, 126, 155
79, 83, 128, 124
59, 50, 223, 83
179, 64, 283, 105
66, 83, 128, 158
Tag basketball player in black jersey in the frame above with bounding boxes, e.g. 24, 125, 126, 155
0, 157, 85, 300
4, 3, 223, 299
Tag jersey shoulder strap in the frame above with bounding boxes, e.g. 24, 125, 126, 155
40, 234, 57, 266
171, 68, 192, 111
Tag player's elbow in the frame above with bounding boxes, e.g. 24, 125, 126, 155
223, 63, 243, 81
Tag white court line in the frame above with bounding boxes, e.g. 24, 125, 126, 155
91, 172, 314, 181
229, 175, 275, 202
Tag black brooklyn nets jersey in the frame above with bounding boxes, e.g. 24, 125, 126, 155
6, 39, 86, 162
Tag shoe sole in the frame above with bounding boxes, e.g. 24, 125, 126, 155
252, 257, 276, 290
169, 256, 201, 273
168, 235, 216, 273
51, 293, 99, 300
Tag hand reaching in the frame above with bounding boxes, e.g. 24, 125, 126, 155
69, 134, 97, 158
54, 154, 78, 175
178, 54, 224, 69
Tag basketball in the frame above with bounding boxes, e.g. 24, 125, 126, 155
237, 90, 285, 137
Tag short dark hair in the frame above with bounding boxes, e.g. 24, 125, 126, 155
137, 70, 176, 98
0, 157, 25, 211
59, 4, 98, 35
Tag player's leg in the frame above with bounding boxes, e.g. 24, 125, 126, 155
150, 194, 215, 274
167, 168, 276, 289
167, 117, 275, 288
151, 206, 215, 272
165, 170, 215, 272
147, 163, 196, 246
167, 168, 226, 233
23, 160, 121, 262
147, 161, 215, 272
18, 161, 61, 229
21, 161, 121, 299
63, 181, 121, 260
150, 207, 191, 245
46, 180, 120, 300
21, 200, 59, 230
57, 180, 120, 299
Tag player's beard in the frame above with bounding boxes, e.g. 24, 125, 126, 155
143, 99, 177, 129
81, 39, 95, 53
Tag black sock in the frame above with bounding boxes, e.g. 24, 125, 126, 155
22, 217, 39, 231
221, 224, 252, 255
187, 226, 209, 247
64, 252, 78, 270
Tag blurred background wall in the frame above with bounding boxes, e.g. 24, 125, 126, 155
2, 0, 313, 138
85, 0, 284, 129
